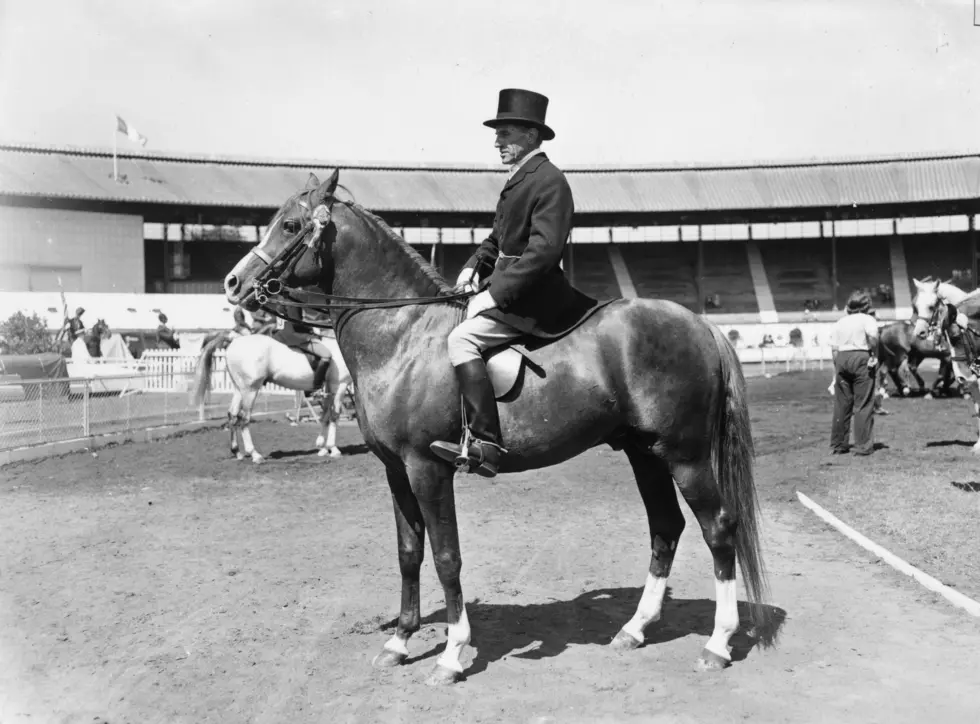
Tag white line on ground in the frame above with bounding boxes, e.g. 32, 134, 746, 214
796, 491, 980, 618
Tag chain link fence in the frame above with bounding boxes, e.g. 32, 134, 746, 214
0, 371, 297, 453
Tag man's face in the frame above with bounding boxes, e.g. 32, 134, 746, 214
494, 124, 537, 165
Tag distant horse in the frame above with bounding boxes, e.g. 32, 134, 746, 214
189, 331, 352, 462
222, 172, 773, 685
875, 321, 956, 398
910, 278, 980, 454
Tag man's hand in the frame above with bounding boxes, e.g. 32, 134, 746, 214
454, 269, 480, 294
868, 356, 878, 370
466, 290, 497, 320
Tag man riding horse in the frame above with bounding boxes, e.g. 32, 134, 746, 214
275, 302, 333, 400
430, 88, 594, 478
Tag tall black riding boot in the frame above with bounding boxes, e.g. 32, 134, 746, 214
305, 359, 331, 398
430, 359, 506, 477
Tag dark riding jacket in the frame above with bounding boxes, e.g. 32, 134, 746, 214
463, 153, 591, 336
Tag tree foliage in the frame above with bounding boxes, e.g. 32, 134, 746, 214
0, 311, 59, 355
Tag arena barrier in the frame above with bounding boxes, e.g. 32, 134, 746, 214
0, 369, 298, 453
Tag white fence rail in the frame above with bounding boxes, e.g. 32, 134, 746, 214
138, 350, 295, 395
0, 371, 297, 452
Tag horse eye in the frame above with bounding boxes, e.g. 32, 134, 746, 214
283, 219, 300, 234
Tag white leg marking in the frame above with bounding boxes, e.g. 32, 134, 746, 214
704, 578, 739, 661
621, 574, 668, 642
315, 434, 325, 448
241, 427, 263, 464
326, 422, 341, 457
436, 605, 471, 674
383, 632, 410, 656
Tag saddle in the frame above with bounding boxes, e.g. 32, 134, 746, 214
482, 300, 615, 400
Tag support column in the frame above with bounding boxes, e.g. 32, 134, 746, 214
607, 244, 638, 299
745, 226, 778, 323
888, 219, 914, 319
162, 222, 171, 294
970, 214, 978, 289
829, 218, 839, 311
696, 225, 705, 314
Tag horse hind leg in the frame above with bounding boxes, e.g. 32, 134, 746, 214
228, 390, 244, 460
611, 448, 684, 653
672, 459, 741, 671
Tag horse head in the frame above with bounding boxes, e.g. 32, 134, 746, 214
911, 278, 948, 342
224, 171, 339, 310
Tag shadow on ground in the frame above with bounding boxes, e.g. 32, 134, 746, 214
363, 587, 787, 676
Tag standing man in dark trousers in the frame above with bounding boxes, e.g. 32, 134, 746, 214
830, 290, 879, 455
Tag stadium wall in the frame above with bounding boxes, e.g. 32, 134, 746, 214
0, 207, 145, 293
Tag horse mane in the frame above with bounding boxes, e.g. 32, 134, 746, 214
341, 200, 455, 296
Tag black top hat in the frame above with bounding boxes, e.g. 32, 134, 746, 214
484, 89, 555, 141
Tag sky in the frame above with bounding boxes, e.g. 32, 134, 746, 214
0, 0, 978, 167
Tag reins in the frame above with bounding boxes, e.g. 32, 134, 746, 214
245, 192, 473, 335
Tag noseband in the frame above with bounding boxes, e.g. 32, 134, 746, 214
911, 295, 948, 346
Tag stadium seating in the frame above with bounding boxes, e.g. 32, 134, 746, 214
618, 243, 699, 311
833, 237, 895, 312
701, 242, 758, 315
759, 240, 834, 313
902, 233, 974, 293
567, 245, 622, 300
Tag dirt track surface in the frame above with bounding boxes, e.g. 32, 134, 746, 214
2, 398, 980, 723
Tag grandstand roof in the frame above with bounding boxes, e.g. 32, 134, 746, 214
2, 143, 979, 225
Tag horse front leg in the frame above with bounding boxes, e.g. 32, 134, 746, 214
373, 466, 426, 669
411, 458, 469, 686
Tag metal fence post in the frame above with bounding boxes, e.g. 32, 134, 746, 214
83, 379, 90, 437
37, 380, 44, 444
126, 391, 132, 431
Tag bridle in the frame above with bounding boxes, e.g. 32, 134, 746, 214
910, 292, 949, 347
245, 191, 473, 333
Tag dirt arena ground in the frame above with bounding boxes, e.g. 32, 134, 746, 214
2, 371, 979, 723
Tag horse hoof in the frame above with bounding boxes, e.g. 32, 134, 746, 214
972, 445, 980, 457
696, 648, 731, 672
329, 447, 342, 459
425, 664, 462, 686
317, 448, 328, 457
609, 629, 642, 652
251, 455, 264, 465
372, 649, 407, 669
236, 452, 245, 461
925, 393, 933, 400
902, 387, 911, 396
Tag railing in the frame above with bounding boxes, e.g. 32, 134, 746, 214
0, 371, 296, 453
138, 350, 294, 395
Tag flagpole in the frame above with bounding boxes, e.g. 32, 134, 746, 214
112, 116, 118, 182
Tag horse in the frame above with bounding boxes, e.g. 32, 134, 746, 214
910, 278, 980, 454
189, 330, 352, 462
222, 171, 774, 685
875, 320, 956, 398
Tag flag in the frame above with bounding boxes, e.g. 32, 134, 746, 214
116, 115, 148, 147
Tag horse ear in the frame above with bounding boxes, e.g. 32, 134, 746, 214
312, 169, 340, 206
912, 278, 922, 288
306, 173, 320, 190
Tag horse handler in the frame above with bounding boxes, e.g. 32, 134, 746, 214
829, 290, 880, 455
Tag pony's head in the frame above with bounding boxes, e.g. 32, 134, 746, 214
911, 277, 949, 341
224, 170, 340, 310
90, 318, 110, 339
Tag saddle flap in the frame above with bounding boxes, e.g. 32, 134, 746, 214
485, 347, 524, 400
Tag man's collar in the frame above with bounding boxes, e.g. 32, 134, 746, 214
507, 147, 545, 179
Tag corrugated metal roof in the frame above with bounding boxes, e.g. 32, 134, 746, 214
2, 144, 979, 214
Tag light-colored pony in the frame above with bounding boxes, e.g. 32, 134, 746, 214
911, 278, 980, 454
190, 331, 352, 463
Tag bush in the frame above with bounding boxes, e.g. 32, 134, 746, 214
0, 311, 59, 355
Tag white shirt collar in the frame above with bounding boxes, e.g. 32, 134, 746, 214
507, 147, 545, 179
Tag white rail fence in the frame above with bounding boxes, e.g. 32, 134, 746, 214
1, 345, 827, 454
139, 350, 295, 395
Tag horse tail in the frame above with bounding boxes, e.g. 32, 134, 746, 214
189, 335, 223, 407
709, 324, 772, 637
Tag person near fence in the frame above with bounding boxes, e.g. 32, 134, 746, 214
231, 308, 251, 337
61, 307, 86, 341
829, 290, 879, 455
156, 313, 181, 350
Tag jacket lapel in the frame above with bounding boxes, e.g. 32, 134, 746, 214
501, 152, 548, 193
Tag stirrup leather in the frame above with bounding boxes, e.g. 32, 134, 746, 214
453, 427, 507, 474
